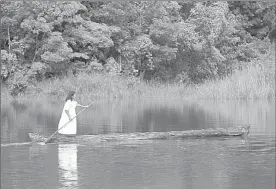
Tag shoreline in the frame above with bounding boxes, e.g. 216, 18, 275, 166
2, 57, 275, 102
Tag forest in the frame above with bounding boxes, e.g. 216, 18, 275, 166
1, 1, 275, 99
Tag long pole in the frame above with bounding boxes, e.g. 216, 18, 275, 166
44, 102, 94, 144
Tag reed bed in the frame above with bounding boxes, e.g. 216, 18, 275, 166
196, 57, 275, 100
1, 56, 275, 102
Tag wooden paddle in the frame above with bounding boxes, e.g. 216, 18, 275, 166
44, 101, 94, 144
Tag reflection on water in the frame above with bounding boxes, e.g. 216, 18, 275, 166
29, 143, 48, 159
175, 137, 275, 189
1, 99, 275, 189
1, 99, 275, 144
195, 100, 275, 135
58, 144, 78, 189
1, 136, 275, 189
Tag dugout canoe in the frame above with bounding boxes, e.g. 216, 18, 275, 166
28, 125, 250, 144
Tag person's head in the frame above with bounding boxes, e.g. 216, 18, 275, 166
65, 91, 76, 101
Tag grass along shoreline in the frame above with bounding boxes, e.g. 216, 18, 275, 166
1, 58, 275, 102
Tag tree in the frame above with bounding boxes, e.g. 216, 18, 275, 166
229, 2, 275, 40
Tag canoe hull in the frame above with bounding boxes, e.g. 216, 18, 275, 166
28, 125, 250, 144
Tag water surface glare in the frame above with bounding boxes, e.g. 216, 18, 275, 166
1, 99, 275, 189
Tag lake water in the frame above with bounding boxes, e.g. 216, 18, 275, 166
1, 98, 275, 189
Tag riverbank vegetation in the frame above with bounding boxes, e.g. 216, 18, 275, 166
1, 1, 275, 101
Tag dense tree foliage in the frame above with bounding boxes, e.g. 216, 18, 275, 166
1, 1, 275, 95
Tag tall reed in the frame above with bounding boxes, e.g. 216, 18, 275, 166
195, 55, 275, 100
1, 54, 275, 102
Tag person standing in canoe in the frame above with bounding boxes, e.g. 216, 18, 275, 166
58, 91, 89, 135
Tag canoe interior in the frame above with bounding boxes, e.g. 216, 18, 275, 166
28, 125, 250, 144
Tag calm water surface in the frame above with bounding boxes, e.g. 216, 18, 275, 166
1, 99, 275, 189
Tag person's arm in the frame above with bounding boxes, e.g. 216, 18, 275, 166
64, 101, 72, 120
76, 102, 89, 108
65, 110, 72, 120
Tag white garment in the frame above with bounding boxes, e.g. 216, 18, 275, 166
58, 100, 78, 135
